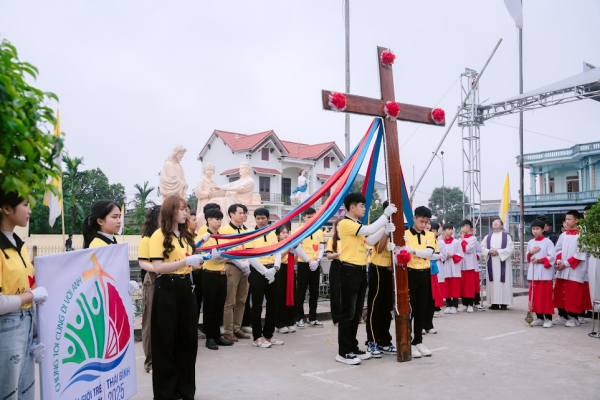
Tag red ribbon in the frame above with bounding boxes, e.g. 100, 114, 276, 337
286, 257, 295, 306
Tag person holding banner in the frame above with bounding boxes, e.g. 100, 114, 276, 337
150, 195, 208, 400
0, 189, 48, 400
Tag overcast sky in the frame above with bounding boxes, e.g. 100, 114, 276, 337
1, 0, 599, 208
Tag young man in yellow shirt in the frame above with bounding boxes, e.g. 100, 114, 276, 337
294, 207, 325, 328
336, 193, 397, 365
401, 206, 439, 358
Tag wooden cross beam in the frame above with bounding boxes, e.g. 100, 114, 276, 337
321, 46, 445, 362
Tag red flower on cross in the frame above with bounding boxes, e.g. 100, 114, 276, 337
384, 101, 401, 121
431, 108, 445, 124
381, 51, 396, 66
328, 92, 347, 112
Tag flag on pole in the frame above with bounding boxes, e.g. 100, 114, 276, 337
499, 173, 511, 225
117, 204, 125, 235
43, 110, 63, 227
503, 0, 523, 29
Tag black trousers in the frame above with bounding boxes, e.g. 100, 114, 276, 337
295, 262, 320, 322
151, 275, 198, 400
192, 269, 204, 322
249, 267, 278, 340
445, 298, 459, 308
536, 312, 553, 320
275, 263, 296, 328
338, 264, 367, 356
365, 265, 393, 346
408, 268, 430, 345
201, 271, 227, 339
242, 286, 252, 327
425, 274, 435, 331
329, 260, 342, 324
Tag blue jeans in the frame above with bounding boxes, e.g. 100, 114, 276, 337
0, 308, 35, 400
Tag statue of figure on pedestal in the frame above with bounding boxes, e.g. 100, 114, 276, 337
159, 146, 188, 200
292, 169, 310, 203
195, 163, 228, 222
220, 162, 256, 206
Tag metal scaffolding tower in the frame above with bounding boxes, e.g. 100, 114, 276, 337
458, 68, 483, 235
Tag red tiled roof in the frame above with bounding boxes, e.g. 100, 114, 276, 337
268, 214, 280, 221
215, 130, 274, 152
281, 141, 338, 160
317, 174, 331, 180
220, 167, 281, 176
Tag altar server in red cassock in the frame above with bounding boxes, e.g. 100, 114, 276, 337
458, 220, 478, 313
439, 223, 462, 314
526, 219, 556, 328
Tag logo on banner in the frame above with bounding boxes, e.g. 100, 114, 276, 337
58, 253, 131, 394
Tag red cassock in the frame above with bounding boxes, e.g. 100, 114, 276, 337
528, 280, 554, 315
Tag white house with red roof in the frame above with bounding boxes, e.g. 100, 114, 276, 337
198, 129, 345, 220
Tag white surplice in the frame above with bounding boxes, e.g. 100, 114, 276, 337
481, 231, 515, 305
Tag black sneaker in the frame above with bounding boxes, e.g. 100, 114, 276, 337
335, 353, 361, 365
353, 349, 371, 360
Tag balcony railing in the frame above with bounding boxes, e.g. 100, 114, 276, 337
517, 140, 600, 163
257, 192, 292, 204
524, 190, 600, 205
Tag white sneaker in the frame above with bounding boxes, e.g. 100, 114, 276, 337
543, 319, 553, 328
335, 353, 361, 365
553, 316, 568, 326
277, 326, 289, 334
426, 328, 437, 334
578, 316, 586, 324
411, 345, 422, 358
241, 326, 253, 334
288, 325, 296, 333
296, 319, 306, 329
197, 328, 206, 339
530, 319, 544, 327
443, 307, 451, 314
433, 311, 441, 318
252, 337, 272, 348
422, 329, 426, 335
467, 306, 474, 313
474, 304, 486, 311
415, 343, 432, 357
353, 349, 371, 360
266, 336, 284, 345
448, 307, 458, 314
308, 320, 324, 328
220, 326, 225, 334
565, 318, 577, 327
457, 305, 467, 312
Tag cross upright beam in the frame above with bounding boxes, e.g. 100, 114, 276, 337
321, 46, 445, 362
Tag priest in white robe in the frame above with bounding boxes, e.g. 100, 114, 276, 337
481, 218, 515, 309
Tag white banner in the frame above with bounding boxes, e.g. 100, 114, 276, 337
35, 243, 137, 400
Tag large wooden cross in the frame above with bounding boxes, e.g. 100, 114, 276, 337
321, 46, 445, 362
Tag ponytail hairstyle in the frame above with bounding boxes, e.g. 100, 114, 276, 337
331, 217, 342, 252
141, 205, 161, 238
159, 195, 195, 259
82, 200, 120, 248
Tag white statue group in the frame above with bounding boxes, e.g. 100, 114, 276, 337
158, 146, 268, 224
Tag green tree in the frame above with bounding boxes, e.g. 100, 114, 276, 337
0, 40, 62, 204
125, 181, 156, 234
62, 154, 85, 234
187, 190, 198, 213
579, 200, 600, 258
428, 187, 467, 225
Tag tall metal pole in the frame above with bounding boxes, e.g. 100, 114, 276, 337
518, 27, 526, 287
441, 150, 445, 223
344, 0, 351, 157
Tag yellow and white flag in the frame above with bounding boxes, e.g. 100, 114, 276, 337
43, 110, 63, 227
117, 204, 125, 235
503, 0, 523, 29
499, 173, 511, 225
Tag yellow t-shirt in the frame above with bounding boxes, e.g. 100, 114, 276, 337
199, 230, 226, 272
218, 222, 248, 263
149, 229, 194, 275
325, 238, 341, 259
406, 229, 439, 270
89, 233, 117, 248
370, 238, 392, 267
296, 227, 324, 261
246, 230, 278, 265
195, 225, 209, 245
338, 218, 368, 266
0, 233, 35, 309
138, 236, 150, 260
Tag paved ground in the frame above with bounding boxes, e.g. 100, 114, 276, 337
120, 294, 599, 400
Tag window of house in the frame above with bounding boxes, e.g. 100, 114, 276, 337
259, 176, 270, 201
324, 157, 330, 169
566, 176, 579, 193
262, 147, 269, 161
229, 176, 240, 183
549, 177, 554, 193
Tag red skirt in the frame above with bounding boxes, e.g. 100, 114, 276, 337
582, 281, 592, 311
553, 278, 566, 309
431, 275, 444, 307
461, 270, 477, 299
445, 277, 461, 298
528, 280, 554, 315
